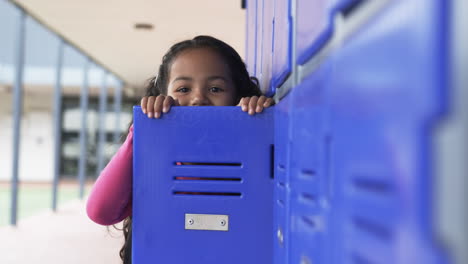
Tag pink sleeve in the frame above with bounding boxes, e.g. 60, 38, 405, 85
86, 125, 133, 225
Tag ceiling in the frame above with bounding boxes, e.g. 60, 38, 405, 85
12, 0, 247, 94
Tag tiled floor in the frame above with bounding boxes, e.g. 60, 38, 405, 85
0, 199, 123, 264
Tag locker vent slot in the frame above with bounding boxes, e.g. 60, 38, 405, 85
301, 216, 317, 229
173, 191, 241, 197
300, 193, 317, 205
173, 162, 242, 197
174, 162, 241, 167
277, 163, 286, 171
352, 217, 392, 241
174, 176, 241, 182
352, 177, 393, 195
277, 199, 285, 207
301, 169, 316, 178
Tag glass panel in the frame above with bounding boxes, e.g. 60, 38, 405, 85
0, 0, 20, 85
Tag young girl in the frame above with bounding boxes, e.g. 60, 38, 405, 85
86, 35, 273, 264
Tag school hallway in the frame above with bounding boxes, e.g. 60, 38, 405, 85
0, 199, 123, 264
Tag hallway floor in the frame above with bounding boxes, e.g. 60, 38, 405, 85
0, 199, 123, 264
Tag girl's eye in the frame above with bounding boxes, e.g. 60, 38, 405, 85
176, 87, 189, 93
210, 87, 223, 93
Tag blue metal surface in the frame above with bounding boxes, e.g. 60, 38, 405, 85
328, 1, 449, 261
133, 106, 274, 264
247, 0, 292, 96
259, 0, 274, 96
254, 0, 264, 85
288, 62, 333, 264
296, 0, 359, 65
245, 0, 257, 76
285, 0, 450, 263
296, 0, 334, 65
270, 0, 292, 94
273, 94, 292, 264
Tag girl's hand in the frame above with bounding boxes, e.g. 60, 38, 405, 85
238, 96, 274, 115
140, 95, 178, 118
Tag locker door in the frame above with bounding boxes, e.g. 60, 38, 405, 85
133, 106, 274, 264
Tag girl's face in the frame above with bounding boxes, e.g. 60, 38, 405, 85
167, 48, 237, 106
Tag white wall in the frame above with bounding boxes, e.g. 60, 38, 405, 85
0, 90, 54, 182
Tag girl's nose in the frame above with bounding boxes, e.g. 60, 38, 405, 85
190, 90, 210, 106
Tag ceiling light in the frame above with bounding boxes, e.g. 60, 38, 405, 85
134, 23, 154, 30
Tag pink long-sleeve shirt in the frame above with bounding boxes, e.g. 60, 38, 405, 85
86, 125, 133, 225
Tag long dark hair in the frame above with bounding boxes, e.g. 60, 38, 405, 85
119, 35, 262, 264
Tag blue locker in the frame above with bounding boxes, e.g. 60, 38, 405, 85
259, 0, 275, 96
252, 0, 270, 94
133, 106, 274, 264
254, 0, 264, 82
296, 0, 358, 65
132, 0, 452, 262
296, 0, 336, 65
288, 62, 333, 264
270, 0, 292, 95
287, 0, 450, 263
273, 94, 293, 264
246, 0, 258, 77
326, 0, 449, 262
247, 0, 291, 96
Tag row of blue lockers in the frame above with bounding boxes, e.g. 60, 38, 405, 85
131, 0, 455, 263
246, 0, 453, 263
246, 0, 371, 96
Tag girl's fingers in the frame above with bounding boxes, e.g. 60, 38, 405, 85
264, 97, 274, 108
240, 97, 250, 112
236, 97, 243, 106
146, 96, 156, 118
162, 96, 174, 113
239, 96, 274, 115
141, 94, 273, 118
248, 96, 259, 115
154, 95, 165, 118
256, 96, 267, 113
140, 97, 148, 114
